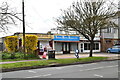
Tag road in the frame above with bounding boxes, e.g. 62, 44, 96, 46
2, 60, 119, 78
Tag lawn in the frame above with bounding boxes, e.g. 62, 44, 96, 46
0, 58, 39, 62
1, 57, 108, 69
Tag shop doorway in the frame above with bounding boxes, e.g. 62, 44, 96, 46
62, 42, 70, 54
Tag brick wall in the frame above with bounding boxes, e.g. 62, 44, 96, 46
101, 38, 120, 52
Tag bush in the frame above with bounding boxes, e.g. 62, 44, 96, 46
26, 53, 39, 59
14, 52, 25, 59
0, 52, 39, 59
1, 52, 12, 59
4, 36, 18, 52
23, 35, 38, 54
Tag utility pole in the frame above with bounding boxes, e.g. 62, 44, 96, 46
22, 0, 26, 58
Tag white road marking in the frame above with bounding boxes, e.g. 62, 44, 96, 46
79, 65, 118, 72
28, 70, 36, 73
55, 67, 64, 69
42, 74, 52, 76
26, 75, 42, 78
26, 74, 52, 78
79, 67, 104, 71
94, 74, 103, 78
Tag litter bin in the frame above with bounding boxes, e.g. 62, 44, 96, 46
48, 50, 55, 59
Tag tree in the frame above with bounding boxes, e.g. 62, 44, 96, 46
0, 2, 22, 33
56, 0, 118, 57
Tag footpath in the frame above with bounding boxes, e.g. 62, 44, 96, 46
0, 53, 120, 64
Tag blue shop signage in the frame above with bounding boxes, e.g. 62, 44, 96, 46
53, 35, 80, 41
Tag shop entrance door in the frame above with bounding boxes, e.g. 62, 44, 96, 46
63, 42, 70, 54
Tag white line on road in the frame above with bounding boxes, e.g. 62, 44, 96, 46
79, 67, 104, 71
28, 70, 36, 73
55, 67, 65, 69
26, 75, 42, 78
79, 65, 118, 72
42, 74, 52, 76
94, 74, 103, 78
26, 74, 52, 78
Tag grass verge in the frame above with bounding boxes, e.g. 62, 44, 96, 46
0, 58, 39, 62
1, 57, 108, 69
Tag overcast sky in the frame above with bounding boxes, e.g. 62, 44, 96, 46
0, 0, 118, 37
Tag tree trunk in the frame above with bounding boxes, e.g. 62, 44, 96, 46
89, 40, 94, 57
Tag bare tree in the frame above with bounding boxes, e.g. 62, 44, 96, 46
57, 0, 118, 57
0, 2, 22, 33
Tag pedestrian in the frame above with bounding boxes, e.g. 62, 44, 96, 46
42, 46, 47, 59
42, 51, 47, 59
75, 49, 79, 59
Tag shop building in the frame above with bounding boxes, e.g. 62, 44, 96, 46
52, 35, 80, 54
14, 33, 53, 53
79, 35, 101, 53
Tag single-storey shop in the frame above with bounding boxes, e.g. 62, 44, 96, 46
52, 35, 80, 54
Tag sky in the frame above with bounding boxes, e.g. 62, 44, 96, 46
0, 0, 118, 37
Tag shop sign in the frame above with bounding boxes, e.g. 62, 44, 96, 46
54, 36, 80, 41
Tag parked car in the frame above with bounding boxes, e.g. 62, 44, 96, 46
106, 45, 120, 53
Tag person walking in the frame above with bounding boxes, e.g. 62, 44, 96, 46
42, 46, 47, 59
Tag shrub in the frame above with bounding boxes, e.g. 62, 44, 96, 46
23, 35, 38, 54
1, 52, 38, 59
4, 36, 18, 53
14, 52, 25, 59
1, 52, 12, 59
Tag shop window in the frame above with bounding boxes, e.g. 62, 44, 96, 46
94, 43, 99, 50
84, 43, 90, 50
114, 40, 120, 45
106, 40, 111, 43
81, 44, 83, 48
84, 43, 88, 50
107, 27, 112, 33
84, 43, 99, 50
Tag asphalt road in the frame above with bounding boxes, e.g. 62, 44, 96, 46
2, 60, 119, 78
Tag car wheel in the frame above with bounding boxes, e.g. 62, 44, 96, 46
107, 50, 110, 53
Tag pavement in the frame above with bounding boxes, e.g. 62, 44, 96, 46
0, 53, 120, 64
